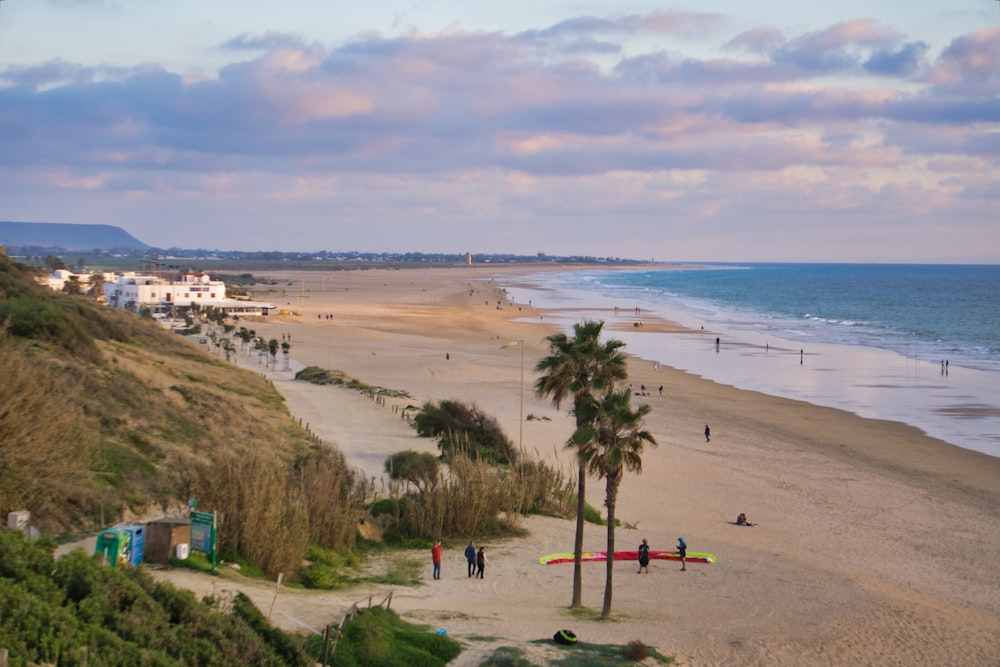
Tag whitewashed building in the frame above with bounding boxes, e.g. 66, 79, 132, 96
41, 269, 115, 297
101, 272, 279, 316
40, 269, 279, 316
104, 272, 280, 315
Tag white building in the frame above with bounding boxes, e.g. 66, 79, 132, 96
101, 271, 279, 316
41, 269, 115, 297
40, 269, 280, 316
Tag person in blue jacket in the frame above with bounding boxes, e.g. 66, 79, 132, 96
464, 540, 477, 577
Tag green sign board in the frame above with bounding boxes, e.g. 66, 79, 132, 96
190, 510, 217, 571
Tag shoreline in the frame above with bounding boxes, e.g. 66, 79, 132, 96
498, 269, 1000, 459
185, 266, 1000, 666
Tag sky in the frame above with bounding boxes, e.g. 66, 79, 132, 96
1, 1, 998, 262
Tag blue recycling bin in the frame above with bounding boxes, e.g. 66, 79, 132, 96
115, 524, 146, 566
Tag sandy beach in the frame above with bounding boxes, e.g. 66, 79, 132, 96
155, 266, 1000, 666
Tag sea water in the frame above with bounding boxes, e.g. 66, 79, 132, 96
503, 264, 1000, 459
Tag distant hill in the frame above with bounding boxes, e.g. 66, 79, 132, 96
0, 221, 150, 251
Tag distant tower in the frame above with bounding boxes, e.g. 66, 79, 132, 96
466, 251, 472, 266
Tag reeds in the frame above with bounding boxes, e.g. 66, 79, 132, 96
385, 437, 576, 540
193, 448, 374, 578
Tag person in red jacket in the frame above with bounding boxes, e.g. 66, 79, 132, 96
431, 541, 443, 580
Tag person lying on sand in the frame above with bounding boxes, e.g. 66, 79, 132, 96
735, 513, 758, 527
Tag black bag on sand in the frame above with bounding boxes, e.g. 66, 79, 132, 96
553, 629, 578, 645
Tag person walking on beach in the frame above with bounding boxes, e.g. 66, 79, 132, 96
465, 541, 476, 577
431, 541, 443, 580
677, 537, 687, 571
704, 425, 711, 442
658, 385, 663, 396
476, 547, 487, 578
637, 538, 651, 574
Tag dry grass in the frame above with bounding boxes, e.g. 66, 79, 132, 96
385, 440, 576, 540
0, 340, 99, 528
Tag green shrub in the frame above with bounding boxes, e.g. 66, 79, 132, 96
583, 503, 605, 525
414, 400, 516, 465
300, 561, 346, 590
0, 296, 100, 361
0, 532, 310, 666
385, 450, 440, 493
232, 592, 312, 666
327, 607, 461, 667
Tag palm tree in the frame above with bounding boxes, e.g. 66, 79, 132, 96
268, 338, 280, 369
534, 320, 628, 608
573, 388, 656, 619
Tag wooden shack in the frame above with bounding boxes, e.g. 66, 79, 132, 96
143, 517, 191, 564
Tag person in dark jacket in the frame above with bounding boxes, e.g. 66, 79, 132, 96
637, 538, 651, 574
464, 541, 476, 578
476, 547, 487, 578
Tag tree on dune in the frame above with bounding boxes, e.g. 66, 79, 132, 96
88, 272, 105, 302
573, 387, 656, 619
61, 275, 83, 295
534, 320, 628, 609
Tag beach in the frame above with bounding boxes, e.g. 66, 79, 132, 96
157, 266, 1000, 666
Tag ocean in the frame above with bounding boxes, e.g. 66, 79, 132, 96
504, 263, 1000, 459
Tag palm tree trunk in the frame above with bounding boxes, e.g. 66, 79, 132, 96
571, 459, 586, 608
601, 476, 619, 619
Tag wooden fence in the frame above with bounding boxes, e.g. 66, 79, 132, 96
320, 590, 394, 666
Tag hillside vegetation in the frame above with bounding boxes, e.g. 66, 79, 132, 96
0, 253, 371, 576
0, 530, 312, 667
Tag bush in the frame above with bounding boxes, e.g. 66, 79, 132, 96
413, 400, 516, 465
0, 296, 101, 362
326, 607, 461, 667
299, 545, 362, 590
622, 639, 651, 662
0, 531, 311, 666
584, 502, 606, 525
385, 450, 440, 494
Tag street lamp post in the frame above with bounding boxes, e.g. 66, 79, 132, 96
504, 340, 525, 461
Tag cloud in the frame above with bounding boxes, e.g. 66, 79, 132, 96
863, 41, 929, 76
528, 10, 722, 40
1, 13, 996, 260
221, 31, 311, 52
926, 27, 1000, 96
724, 27, 786, 55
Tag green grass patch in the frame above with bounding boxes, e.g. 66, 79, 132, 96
357, 558, 424, 587
300, 546, 424, 590
169, 549, 217, 573
315, 606, 461, 666
296, 365, 412, 398
300, 544, 365, 590
95, 440, 160, 489
584, 502, 621, 526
